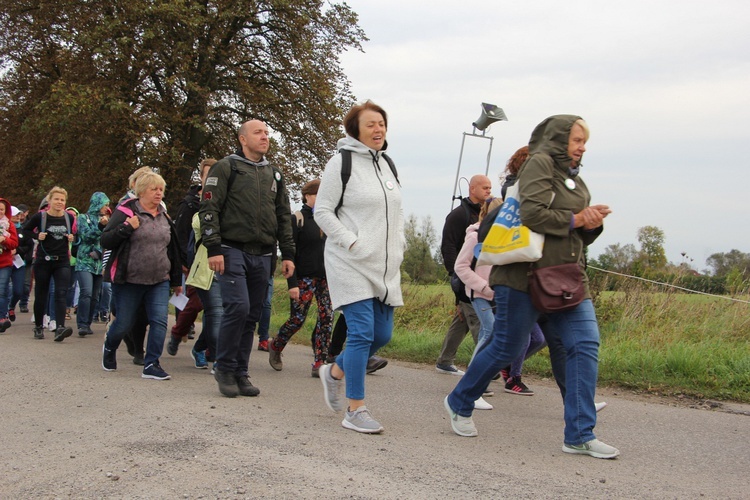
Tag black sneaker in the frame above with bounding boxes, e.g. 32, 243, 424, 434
102, 345, 117, 371
132, 354, 145, 366
166, 334, 180, 356
214, 368, 239, 398
54, 326, 73, 342
504, 376, 534, 396
0, 318, 11, 332
236, 374, 260, 397
142, 362, 171, 380
78, 326, 94, 337
366, 355, 388, 374
33, 326, 45, 340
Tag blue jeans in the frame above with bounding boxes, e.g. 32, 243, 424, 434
9, 264, 26, 311
447, 286, 600, 446
96, 281, 112, 316
336, 298, 394, 401
0, 266, 11, 319
215, 247, 270, 375
509, 323, 547, 378
469, 297, 495, 364
195, 279, 222, 361
104, 281, 170, 366
76, 271, 103, 329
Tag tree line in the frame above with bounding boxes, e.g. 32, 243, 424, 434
1, 0, 366, 210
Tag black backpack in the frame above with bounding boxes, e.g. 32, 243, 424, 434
334, 149, 398, 216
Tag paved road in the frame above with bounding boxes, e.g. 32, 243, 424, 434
1, 311, 748, 498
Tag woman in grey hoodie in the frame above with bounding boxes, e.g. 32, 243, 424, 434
315, 100, 405, 434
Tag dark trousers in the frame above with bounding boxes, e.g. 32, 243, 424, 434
32, 259, 70, 328
215, 247, 270, 376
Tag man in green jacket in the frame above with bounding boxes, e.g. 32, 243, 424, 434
199, 119, 295, 398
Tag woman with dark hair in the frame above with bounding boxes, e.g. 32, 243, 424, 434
268, 179, 333, 377
444, 115, 619, 459
315, 100, 404, 434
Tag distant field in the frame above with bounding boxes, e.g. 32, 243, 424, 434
269, 279, 750, 403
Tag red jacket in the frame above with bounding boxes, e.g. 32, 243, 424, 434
0, 198, 19, 268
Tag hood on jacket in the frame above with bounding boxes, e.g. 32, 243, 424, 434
86, 192, 110, 216
527, 114, 582, 172
336, 135, 389, 158
0, 198, 11, 216
230, 149, 269, 167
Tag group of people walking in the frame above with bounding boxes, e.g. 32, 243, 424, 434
1, 102, 618, 458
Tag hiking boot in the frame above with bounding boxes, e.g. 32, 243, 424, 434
504, 376, 534, 395
33, 326, 45, 340
0, 318, 11, 333
166, 334, 180, 356
142, 362, 171, 380
236, 374, 260, 397
366, 355, 388, 374
190, 347, 208, 369
563, 439, 620, 459
214, 368, 239, 398
319, 363, 345, 412
311, 360, 323, 378
443, 396, 478, 437
54, 325, 73, 342
102, 345, 117, 371
257, 339, 269, 351
268, 340, 283, 371
436, 363, 465, 376
342, 406, 384, 434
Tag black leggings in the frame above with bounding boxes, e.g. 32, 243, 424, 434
33, 259, 71, 328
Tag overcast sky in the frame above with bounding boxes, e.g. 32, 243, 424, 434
331, 0, 749, 271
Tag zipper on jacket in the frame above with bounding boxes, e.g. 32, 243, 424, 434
371, 151, 391, 303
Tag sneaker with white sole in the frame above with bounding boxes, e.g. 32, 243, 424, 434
190, 347, 208, 369
563, 439, 620, 459
474, 396, 493, 410
436, 364, 465, 376
142, 362, 171, 380
319, 363, 345, 412
595, 402, 608, 412
443, 396, 478, 437
342, 406, 384, 434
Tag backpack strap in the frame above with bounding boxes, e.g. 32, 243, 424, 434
335, 149, 399, 216
41, 211, 47, 233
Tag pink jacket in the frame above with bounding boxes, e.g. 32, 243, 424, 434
453, 222, 493, 301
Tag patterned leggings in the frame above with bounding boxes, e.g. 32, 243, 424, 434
273, 277, 333, 363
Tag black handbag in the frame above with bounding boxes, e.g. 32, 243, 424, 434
528, 263, 585, 313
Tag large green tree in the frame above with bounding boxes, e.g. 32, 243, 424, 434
0, 0, 365, 209
636, 225, 667, 270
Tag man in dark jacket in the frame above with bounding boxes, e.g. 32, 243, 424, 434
200, 120, 295, 398
435, 174, 491, 375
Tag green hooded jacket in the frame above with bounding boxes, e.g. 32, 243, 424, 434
75, 192, 110, 274
489, 114, 602, 295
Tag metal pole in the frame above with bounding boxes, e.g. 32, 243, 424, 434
451, 132, 468, 211
484, 136, 494, 177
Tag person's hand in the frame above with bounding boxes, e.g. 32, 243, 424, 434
574, 206, 607, 230
289, 287, 300, 301
100, 215, 110, 225
38, 232, 46, 241
173, 286, 183, 296
281, 259, 295, 278
208, 255, 224, 275
67, 234, 75, 243
126, 215, 140, 229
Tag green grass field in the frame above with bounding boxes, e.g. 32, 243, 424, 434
269, 279, 750, 403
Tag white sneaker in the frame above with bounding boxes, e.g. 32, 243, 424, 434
43, 314, 49, 328
595, 402, 608, 412
473, 397, 493, 410
444, 396, 478, 437
563, 439, 620, 459
48, 319, 57, 331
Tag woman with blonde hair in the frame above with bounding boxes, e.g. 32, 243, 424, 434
100, 171, 183, 380
22, 187, 76, 341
